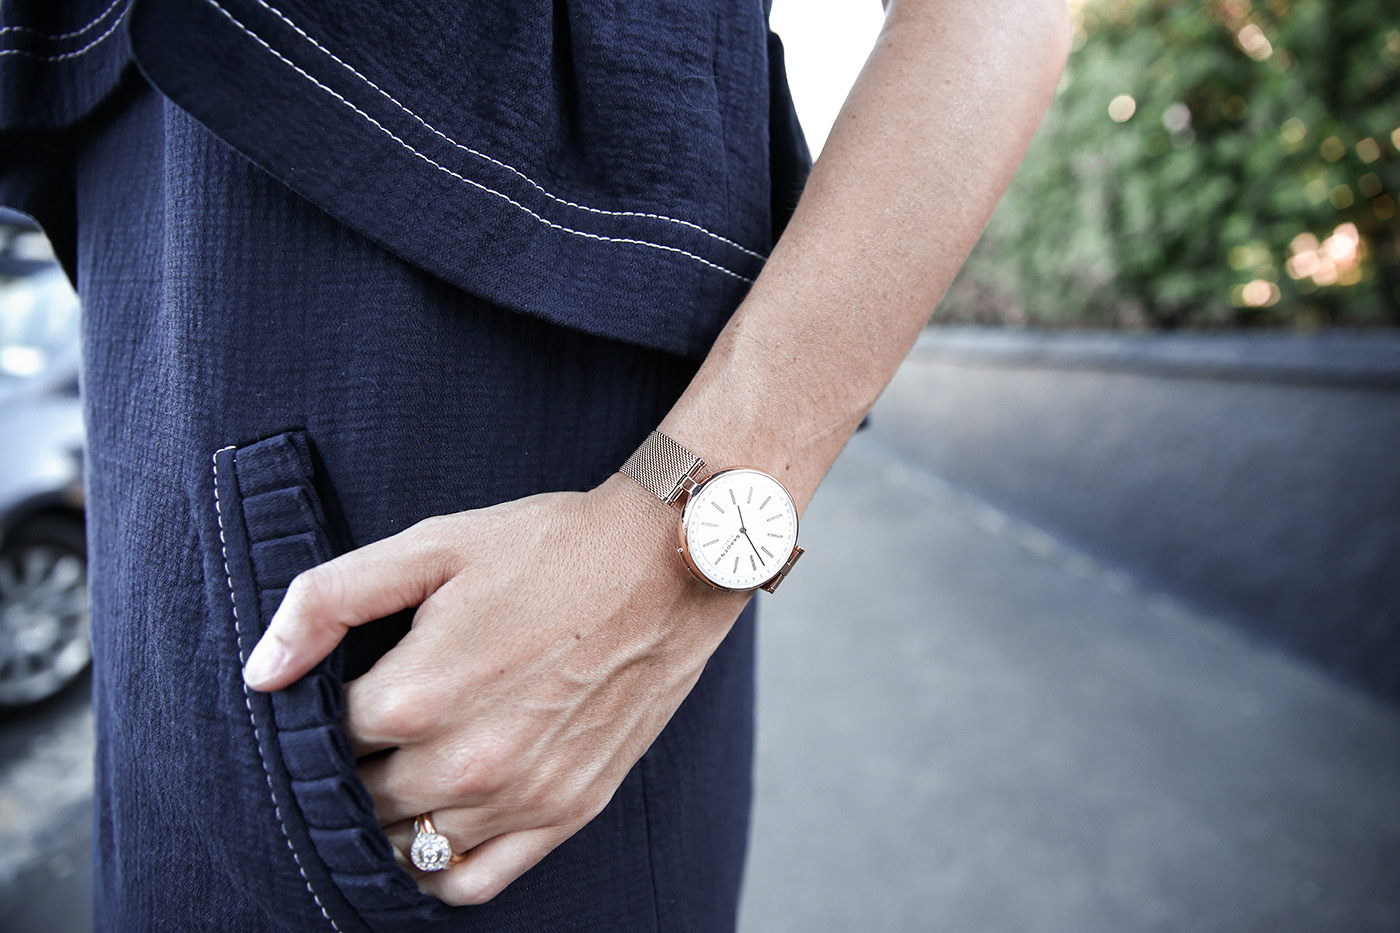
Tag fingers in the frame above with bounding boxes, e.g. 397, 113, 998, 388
356, 746, 462, 827
370, 748, 603, 906
340, 608, 468, 758
382, 812, 502, 871
417, 827, 569, 907
243, 518, 458, 691
342, 657, 430, 759
356, 734, 519, 826
379, 782, 557, 892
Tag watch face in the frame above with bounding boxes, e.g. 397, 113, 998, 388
680, 468, 799, 591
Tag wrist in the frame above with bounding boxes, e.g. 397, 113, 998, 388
591, 472, 722, 596
586, 473, 751, 667
650, 310, 867, 516
612, 431, 804, 595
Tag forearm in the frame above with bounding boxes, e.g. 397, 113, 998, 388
651, 0, 1071, 509
246, 3, 1072, 905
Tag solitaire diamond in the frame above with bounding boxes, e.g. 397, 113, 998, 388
410, 831, 454, 872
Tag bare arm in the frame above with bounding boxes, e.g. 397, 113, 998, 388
242, 0, 1071, 906
656, 0, 1072, 511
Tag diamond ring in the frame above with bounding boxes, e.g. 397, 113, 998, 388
410, 813, 462, 872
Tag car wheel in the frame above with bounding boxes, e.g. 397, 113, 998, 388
0, 515, 89, 706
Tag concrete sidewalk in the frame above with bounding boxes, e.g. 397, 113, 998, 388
739, 430, 1400, 932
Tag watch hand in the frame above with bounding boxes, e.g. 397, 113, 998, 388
734, 505, 764, 564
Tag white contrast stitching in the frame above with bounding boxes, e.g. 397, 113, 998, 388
248, 0, 766, 261
0, 2, 127, 61
0, 0, 126, 41
212, 446, 344, 933
200, 0, 754, 283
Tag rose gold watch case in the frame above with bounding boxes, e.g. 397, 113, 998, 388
675, 467, 804, 594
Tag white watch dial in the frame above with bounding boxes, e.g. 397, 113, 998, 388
681, 468, 799, 591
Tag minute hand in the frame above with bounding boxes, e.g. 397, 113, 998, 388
735, 505, 765, 565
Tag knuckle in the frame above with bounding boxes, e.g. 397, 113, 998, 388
413, 513, 458, 550
445, 747, 508, 800
416, 513, 451, 536
404, 515, 463, 573
286, 565, 339, 620
365, 688, 430, 743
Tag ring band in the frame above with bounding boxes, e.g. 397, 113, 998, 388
410, 813, 463, 872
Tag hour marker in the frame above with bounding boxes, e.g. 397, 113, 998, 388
759, 496, 771, 510
766, 514, 781, 522
767, 533, 783, 538
761, 546, 774, 559
701, 521, 718, 528
703, 539, 719, 548
732, 556, 739, 574
749, 555, 757, 571
747, 487, 753, 504
711, 502, 725, 514
729, 489, 737, 505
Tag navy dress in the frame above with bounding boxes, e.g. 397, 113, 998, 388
0, 1, 810, 929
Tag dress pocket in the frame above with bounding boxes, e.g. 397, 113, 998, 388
211, 431, 448, 932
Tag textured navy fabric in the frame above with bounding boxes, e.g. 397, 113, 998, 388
66, 77, 760, 931
2, 2, 811, 926
1, 0, 810, 359
126, 0, 782, 359
0, 0, 134, 276
0, 0, 131, 132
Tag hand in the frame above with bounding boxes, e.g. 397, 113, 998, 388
241, 474, 750, 905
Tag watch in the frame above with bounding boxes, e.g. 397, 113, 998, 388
620, 431, 804, 593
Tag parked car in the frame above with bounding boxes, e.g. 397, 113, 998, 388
0, 208, 88, 707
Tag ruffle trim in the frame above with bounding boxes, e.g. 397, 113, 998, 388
226, 431, 446, 930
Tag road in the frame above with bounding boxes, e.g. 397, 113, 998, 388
2, 358, 1399, 931
740, 430, 1400, 932
0, 669, 92, 930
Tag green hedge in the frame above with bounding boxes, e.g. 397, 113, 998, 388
939, 0, 1399, 329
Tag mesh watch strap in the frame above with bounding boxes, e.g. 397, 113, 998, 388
620, 431, 706, 505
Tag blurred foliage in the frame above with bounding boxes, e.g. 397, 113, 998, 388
939, 0, 1400, 329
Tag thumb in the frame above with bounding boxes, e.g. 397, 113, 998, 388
243, 518, 457, 691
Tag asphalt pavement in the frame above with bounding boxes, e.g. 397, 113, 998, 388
0, 670, 93, 929
738, 426, 1400, 932
2, 357, 1399, 931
